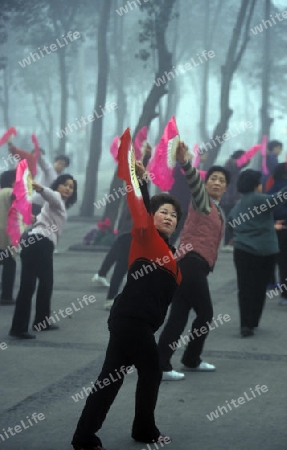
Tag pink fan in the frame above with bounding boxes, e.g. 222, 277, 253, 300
6, 206, 25, 247
148, 116, 179, 191
11, 159, 32, 224
199, 170, 207, 180
110, 136, 119, 162
6, 160, 32, 246
236, 144, 262, 168
261, 135, 268, 175
134, 126, 148, 160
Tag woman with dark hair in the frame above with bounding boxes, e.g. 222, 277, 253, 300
92, 145, 152, 311
9, 174, 77, 339
32, 153, 70, 216
71, 157, 182, 450
228, 169, 287, 337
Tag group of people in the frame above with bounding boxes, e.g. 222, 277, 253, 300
75, 138, 287, 450
73, 138, 287, 450
0, 143, 77, 339
0, 135, 286, 450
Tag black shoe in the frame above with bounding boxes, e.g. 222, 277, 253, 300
9, 331, 36, 339
0, 298, 16, 305
241, 327, 254, 337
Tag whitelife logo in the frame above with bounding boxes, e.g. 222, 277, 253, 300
0, 413, 45, 443
206, 385, 268, 421
18, 31, 81, 68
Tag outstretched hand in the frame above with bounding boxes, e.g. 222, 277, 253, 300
274, 220, 287, 230
176, 141, 192, 164
32, 181, 43, 193
135, 161, 149, 181
143, 142, 152, 159
135, 161, 145, 178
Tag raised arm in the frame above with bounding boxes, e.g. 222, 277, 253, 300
8, 143, 35, 175
37, 153, 53, 173
32, 181, 64, 210
142, 143, 152, 168
177, 142, 210, 214
117, 128, 150, 231
117, 146, 152, 232
135, 161, 151, 213
8, 143, 30, 160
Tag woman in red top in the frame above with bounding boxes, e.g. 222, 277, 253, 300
72, 138, 182, 450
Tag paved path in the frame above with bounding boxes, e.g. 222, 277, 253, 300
0, 220, 286, 450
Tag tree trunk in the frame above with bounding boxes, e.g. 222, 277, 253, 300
101, 6, 127, 226
199, 0, 210, 141
164, 4, 180, 125
32, 78, 54, 157
203, 0, 257, 169
133, 1, 175, 138
3, 66, 9, 128
80, 0, 112, 217
0, 65, 9, 128
73, 46, 86, 172
259, 0, 273, 138
199, 0, 222, 141
58, 49, 68, 154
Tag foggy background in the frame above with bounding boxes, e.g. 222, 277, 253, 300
0, 0, 286, 218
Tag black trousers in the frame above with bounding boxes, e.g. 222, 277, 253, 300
233, 248, 275, 328
277, 229, 287, 299
0, 249, 16, 300
10, 236, 54, 334
73, 318, 162, 447
158, 255, 213, 371
98, 233, 132, 299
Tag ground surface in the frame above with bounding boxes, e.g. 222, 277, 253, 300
0, 219, 286, 450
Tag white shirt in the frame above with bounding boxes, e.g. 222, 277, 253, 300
30, 188, 66, 247
32, 155, 58, 207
